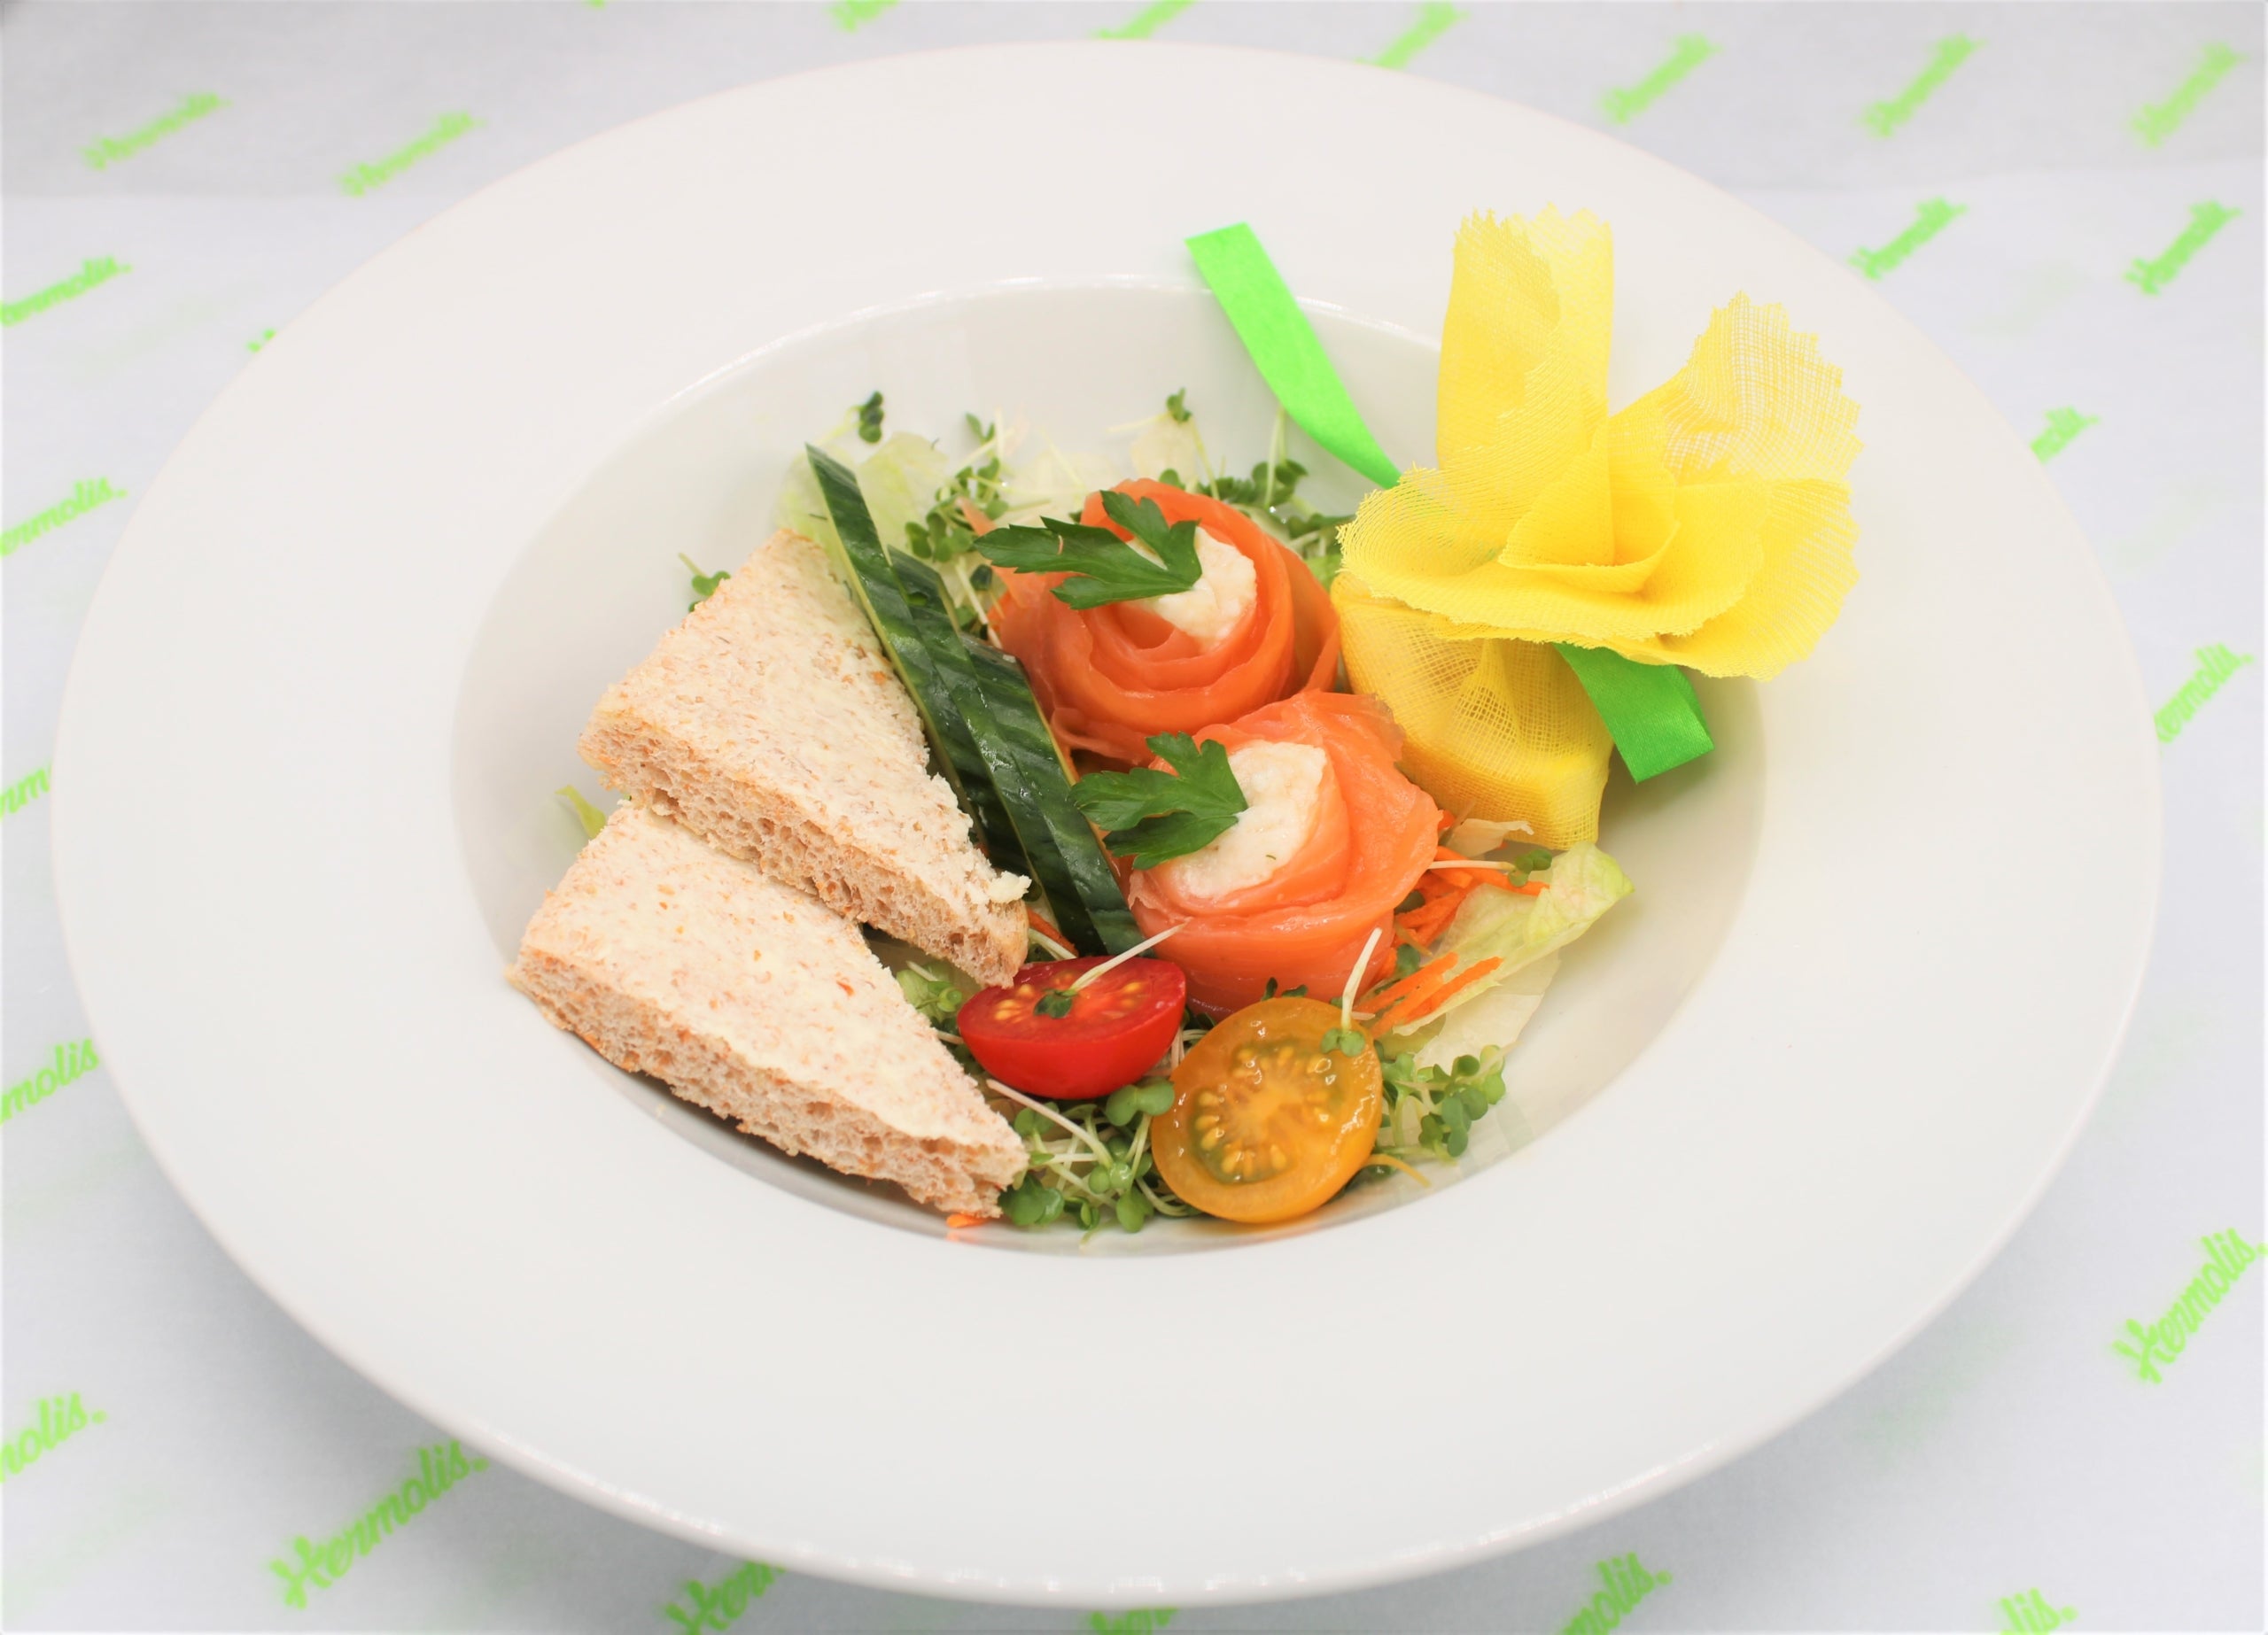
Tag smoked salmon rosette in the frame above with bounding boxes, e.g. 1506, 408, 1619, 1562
988, 480, 1341, 766
1128, 690, 1442, 1016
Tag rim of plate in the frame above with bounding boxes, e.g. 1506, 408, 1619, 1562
51, 43, 2160, 1607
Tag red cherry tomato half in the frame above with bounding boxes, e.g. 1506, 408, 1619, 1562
956, 957, 1188, 1100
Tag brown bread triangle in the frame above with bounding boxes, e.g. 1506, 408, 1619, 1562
509, 805, 1024, 1217
579, 530, 1029, 986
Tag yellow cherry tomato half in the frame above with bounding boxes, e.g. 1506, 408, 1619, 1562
1151, 997, 1383, 1224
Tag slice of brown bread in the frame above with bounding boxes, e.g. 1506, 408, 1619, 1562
508, 805, 1026, 1218
579, 529, 1029, 987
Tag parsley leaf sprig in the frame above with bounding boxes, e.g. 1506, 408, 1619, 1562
1071, 732, 1248, 870
975, 491, 1203, 609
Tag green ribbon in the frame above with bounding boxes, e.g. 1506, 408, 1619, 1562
1185, 221, 1713, 782
1185, 225, 1402, 490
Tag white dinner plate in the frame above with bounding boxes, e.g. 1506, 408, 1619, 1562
53, 44, 2158, 1608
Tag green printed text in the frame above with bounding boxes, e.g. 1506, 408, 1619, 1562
2113, 1231, 2264, 1380
663, 1561, 778, 1633
1559, 1554, 1670, 1634
1370, 4, 1464, 71
829, 0, 896, 29
2155, 646, 2254, 743
1862, 35, 1977, 136
2030, 408, 2096, 462
1097, 0, 1193, 41
1601, 35, 1715, 123
340, 112, 479, 197
4, 478, 126, 557
4, 1040, 101, 1127
4, 764, 51, 818
0, 1392, 105, 1483
1850, 198, 1964, 279
2135, 43, 2242, 146
267, 1439, 489, 1607
1091, 1611, 1176, 1634
84, 92, 226, 169
1999, 1586, 2077, 1632
2126, 201, 2239, 295
2, 258, 129, 327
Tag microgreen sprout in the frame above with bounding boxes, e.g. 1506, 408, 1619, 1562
1370, 1048, 1508, 1166
1339, 925, 1383, 1031
854, 390, 884, 444
679, 553, 731, 609
900, 414, 1010, 634
1067, 923, 1182, 992
1034, 988, 1076, 1019
1165, 388, 1192, 423
555, 786, 608, 841
894, 961, 968, 1027
989, 1076, 1192, 1234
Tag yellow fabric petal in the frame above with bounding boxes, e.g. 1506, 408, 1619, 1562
1637, 294, 1861, 484
1501, 423, 1615, 568
1615, 478, 1860, 678
1401, 481, 1767, 646
1326, 210, 1863, 847
1434, 207, 1613, 534
1333, 576, 1610, 847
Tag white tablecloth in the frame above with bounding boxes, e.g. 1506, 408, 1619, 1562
4, 4, 2260, 1630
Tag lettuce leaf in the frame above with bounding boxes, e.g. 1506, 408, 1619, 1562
775, 431, 951, 554
1413, 950, 1559, 1073
1385, 841, 1631, 1051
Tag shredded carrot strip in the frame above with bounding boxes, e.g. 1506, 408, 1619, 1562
1397, 893, 1465, 938
1368, 960, 1464, 1036
944, 1213, 985, 1229
1026, 908, 1068, 949
1397, 957, 1503, 1024
959, 497, 996, 535
1364, 1151, 1434, 1188
1511, 880, 1547, 896
1364, 952, 1456, 1011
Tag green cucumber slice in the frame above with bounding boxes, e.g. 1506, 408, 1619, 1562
887, 553, 1103, 952
804, 446, 1029, 879
960, 637, 1143, 957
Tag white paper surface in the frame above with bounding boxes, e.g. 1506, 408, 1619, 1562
4, 4, 2260, 1631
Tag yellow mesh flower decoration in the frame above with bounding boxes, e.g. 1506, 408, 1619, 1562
1332, 208, 1860, 843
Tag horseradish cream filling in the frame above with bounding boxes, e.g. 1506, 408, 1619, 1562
1153, 740, 1328, 901
1138, 527, 1256, 647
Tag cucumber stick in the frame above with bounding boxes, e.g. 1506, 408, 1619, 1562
805, 446, 1029, 881
889, 554, 1107, 955
961, 637, 1143, 957
804, 444, 1139, 959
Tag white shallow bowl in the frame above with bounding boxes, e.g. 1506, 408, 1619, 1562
54, 44, 2158, 1607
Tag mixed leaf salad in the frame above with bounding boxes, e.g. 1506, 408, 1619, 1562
730, 388, 1629, 1235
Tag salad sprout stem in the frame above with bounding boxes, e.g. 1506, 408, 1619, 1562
1067, 923, 1183, 992
986, 1077, 1115, 1166
1028, 926, 1076, 961
1340, 926, 1384, 1031
1137, 1174, 1195, 1216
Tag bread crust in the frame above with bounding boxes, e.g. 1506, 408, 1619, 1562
509, 807, 1025, 1217
580, 530, 1029, 987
